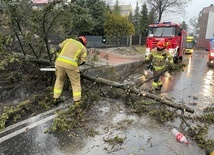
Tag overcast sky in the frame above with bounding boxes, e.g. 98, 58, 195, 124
108, 0, 214, 25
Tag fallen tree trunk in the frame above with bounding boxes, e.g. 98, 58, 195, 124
81, 73, 194, 113
13, 52, 54, 66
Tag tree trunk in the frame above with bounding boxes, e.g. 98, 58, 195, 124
81, 73, 194, 113
12, 52, 194, 113
13, 52, 54, 66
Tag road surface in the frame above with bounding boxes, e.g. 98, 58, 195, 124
0, 49, 213, 155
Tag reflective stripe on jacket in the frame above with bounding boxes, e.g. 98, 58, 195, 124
154, 65, 165, 71
57, 55, 78, 67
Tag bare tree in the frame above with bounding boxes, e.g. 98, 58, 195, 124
146, 0, 192, 22
189, 16, 198, 37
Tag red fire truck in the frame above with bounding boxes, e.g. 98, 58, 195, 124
145, 22, 187, 63
206, 40, 214, 67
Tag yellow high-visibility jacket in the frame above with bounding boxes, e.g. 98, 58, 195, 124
146, 48, 173, 68
55, 38, 87, 71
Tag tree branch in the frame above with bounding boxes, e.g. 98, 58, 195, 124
81, 73, 194, 113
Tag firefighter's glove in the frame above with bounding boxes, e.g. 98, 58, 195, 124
79, 62, 86, 71
78, 71, 81, 75
162, 53, 167, 57
145, 56, 150, 64
79, 61, 85, 66
146, 64, 153, 70
54, 46, 61, 57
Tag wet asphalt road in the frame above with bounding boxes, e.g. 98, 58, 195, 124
161, 50, 214, 111
0, 50, 213, 155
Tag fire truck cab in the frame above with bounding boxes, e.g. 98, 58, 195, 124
206, 40, 214, 67
145, 22, 187, 63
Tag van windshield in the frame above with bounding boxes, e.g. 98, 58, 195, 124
186, 42, 194, 49
148, 27, 176, 37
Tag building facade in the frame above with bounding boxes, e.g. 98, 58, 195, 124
109, 4, 133, 16
119, 5, 132, 16
196, 4, 214, 48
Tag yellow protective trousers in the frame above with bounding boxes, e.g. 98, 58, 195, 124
53, 66, 81, 101
152, 66, 165, 89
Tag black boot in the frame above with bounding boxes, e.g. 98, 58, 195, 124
52, 98, 63, 106
74, 101, 81, 107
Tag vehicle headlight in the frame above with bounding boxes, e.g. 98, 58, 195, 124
210, 52, 214, 57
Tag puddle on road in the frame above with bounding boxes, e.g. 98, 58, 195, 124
61, 101, 204, 155
1, 98, 204, 155
67, 52, 212, 155
60, 99, 205, 155
160, 53, 214, 111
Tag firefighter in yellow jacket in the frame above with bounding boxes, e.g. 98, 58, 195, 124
53, 36, 87, 106
206, 149, 214, 155
145, 40, 173, 91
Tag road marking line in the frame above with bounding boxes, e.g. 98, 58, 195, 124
0, 114, 57, 144
0, 104, 67, 135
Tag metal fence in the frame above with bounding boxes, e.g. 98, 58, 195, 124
85, 35, 146, 48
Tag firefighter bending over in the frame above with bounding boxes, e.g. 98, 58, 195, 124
53, 36, 87, 107
145, 40, 173, 91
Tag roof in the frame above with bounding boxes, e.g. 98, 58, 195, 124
149, 22, 180, 27
202, 4, 214, 13
119, 5, 132, 11
109, 4, 133, 16
32, 0, 48, 4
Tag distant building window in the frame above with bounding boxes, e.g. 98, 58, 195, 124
109, 4, 133, 16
